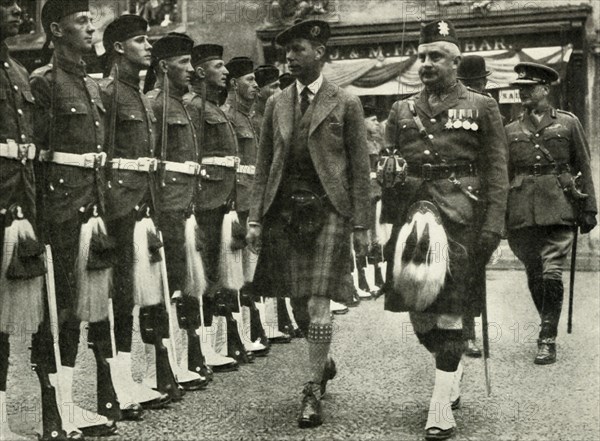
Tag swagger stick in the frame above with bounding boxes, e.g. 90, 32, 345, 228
480, 275, 492, 396
567, 227, 578, 334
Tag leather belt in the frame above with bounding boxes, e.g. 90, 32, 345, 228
111, 157, 158, 172
237, 165, 255, 175
163, 160, 201, 176
406, 162, 477, 180
0, 140, 36, 162
39, 150, 107, 169
202, 156, 240, 169
515, 163, 570, 176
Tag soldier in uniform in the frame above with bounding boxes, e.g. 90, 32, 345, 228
382, 20, 508, 440
456, 54, 493, 358
30, 0, 122, 437
247, 20, 371, 428
184, 44, 251, 367
98, 14, 171, 414
144, 33, 209, 395
0, 1, 65, 439
505, 62, 597, 365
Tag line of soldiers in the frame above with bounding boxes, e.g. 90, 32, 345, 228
2, 1, 598, 440
0, 1, 309, 439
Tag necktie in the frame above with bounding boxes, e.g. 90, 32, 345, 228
300, 87, 310, 115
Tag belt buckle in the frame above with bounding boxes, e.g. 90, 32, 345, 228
533, 163, 542, 176
422, 163, 433, 180
138, 157, 157, 172
17, 143, 30, 163
231, 156, 240, 169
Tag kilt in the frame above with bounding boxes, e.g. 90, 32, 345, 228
384, 211, 480, 316
252, 206, 353, 304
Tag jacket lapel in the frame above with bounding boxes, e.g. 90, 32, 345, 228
308, 79, 339, 137
276, 85, 295, 149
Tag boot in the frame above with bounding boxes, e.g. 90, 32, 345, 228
48, 373, 83, 441
142, 344, 185, 401
535, 279, 563, 365
249, 301, 269, 346
298, 382, 322, 429
30, 363, 67, 441
197, 325, 238, 372
237, 306, 268, 356
330, 300, 349, 315
424, 369, 456, 440
186, 330, 213, 381
1, 390, 30, 441
163, 329, 208, 392
108, 352, 169, 413
220, 306, 254, 364
449, 361, 463, 410
526, 270, 545, 318
56, 366, 117, 437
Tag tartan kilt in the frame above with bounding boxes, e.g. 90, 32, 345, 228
252, 206, 353, 304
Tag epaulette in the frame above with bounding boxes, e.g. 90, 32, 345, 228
97, 77, 114, 89
145, 88, 162, 100
30, 63, 53, 79
556, 109, 576, 118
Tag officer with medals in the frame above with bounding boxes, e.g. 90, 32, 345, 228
0, 1, 65, 439
98, 14, 171, 415
505, 62, 597, 365
144, 33, 209, 396
456, 54, 493, 358
381, 20, 508, 440
184, 44, 250, 368
247, 19, 371, 428
31, 0, 122, 437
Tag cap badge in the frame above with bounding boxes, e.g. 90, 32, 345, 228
518, 70, 526, 78
438, 21, 450, 36
310, 25, 321, 37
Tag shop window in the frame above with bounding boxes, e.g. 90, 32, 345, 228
18, 0, 37, 34
129, 0, 181, 28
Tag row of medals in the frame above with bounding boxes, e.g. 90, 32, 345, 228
445, 109, 479, 131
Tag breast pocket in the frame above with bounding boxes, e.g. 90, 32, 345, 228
166, 114, 193, 157
204, 115, 228, 153
397, 118, 421, 143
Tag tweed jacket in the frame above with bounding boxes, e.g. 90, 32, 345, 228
249, 78, 371, 228
505, 107, 597, 229
383, 82, 509, 235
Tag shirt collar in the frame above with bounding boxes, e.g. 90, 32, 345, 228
296, 73, 323, 97
0, 42, 9, 63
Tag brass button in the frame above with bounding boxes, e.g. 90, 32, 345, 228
424, 150, 431, 155
20, 134, 26, 140
430, 118, 436, 123
3, 62, 8, 68
17, 109, 23, 116
13, 85, 19, 91
428, 134, 434, 139
59, 179, 64, 184
118, 179, 123, 184
97, 145, 102, 150
536, 155, 541, 160
71, 108, 77, 113
535, 134, 540, 137
95, 121, 100, 127
535, 144, 540, 149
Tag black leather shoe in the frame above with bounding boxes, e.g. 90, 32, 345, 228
534, 338, 556, 365
179, 377, 209, 391
63, 430, 85, 441
425, 426, 455, 440
120, 402, 144, 421
465, 339, 482, 358
270, 334, 292, 344
320, 358, 337, 396
451, 397, 460, 410
298, 384, 322, 429
210, 360, 239, 373
79, 420, 118, 438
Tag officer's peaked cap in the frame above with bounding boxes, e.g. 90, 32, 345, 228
103, 15, 148, 55
510, 62, 559, 86
42, 0, 90, 33
254, 65, 280, 88
192, 44, 223, 67
276, 19, 330, 46
226, 57, 255, 79
419, 19, 459, 48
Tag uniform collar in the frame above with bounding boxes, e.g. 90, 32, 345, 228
54, 52, 87, 78
296, 73, 323, 97
118, 69, 141, 90
234, 97, 253, 116
0, 42, 9, 63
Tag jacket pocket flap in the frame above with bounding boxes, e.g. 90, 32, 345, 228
57, 101, 89, 115
118, 108, 145, 122
167, 114, 190, 125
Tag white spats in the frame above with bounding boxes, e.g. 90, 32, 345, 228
132, 218, 163, 307
0, 391, 28, 441
108, 352, 163, 406
450, 361, 463, 405
425, 369, 456, 431
184, 214, 207, 298
76, 217, 112, 322
196, 326, 237, 367
0, 219, 44, 334
393, 206, 448, 311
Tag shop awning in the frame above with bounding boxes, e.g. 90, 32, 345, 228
322, 45, 573, 96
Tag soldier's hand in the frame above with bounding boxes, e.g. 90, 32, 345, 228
477, 230, 501, 263
579, 211, 597, 234
353, 229, 370, 257
246, 225, 262, 253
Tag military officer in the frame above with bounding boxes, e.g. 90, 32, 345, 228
382, 20, 508, 440
247, 20, 371, 428
144, 32, 209, 395
456, 54, 493, 358
505, 62, 597, 365
30, 0, 121, 436
184, 44, 251, 367
99, 14, 171, 414
0, 1, 64, 439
